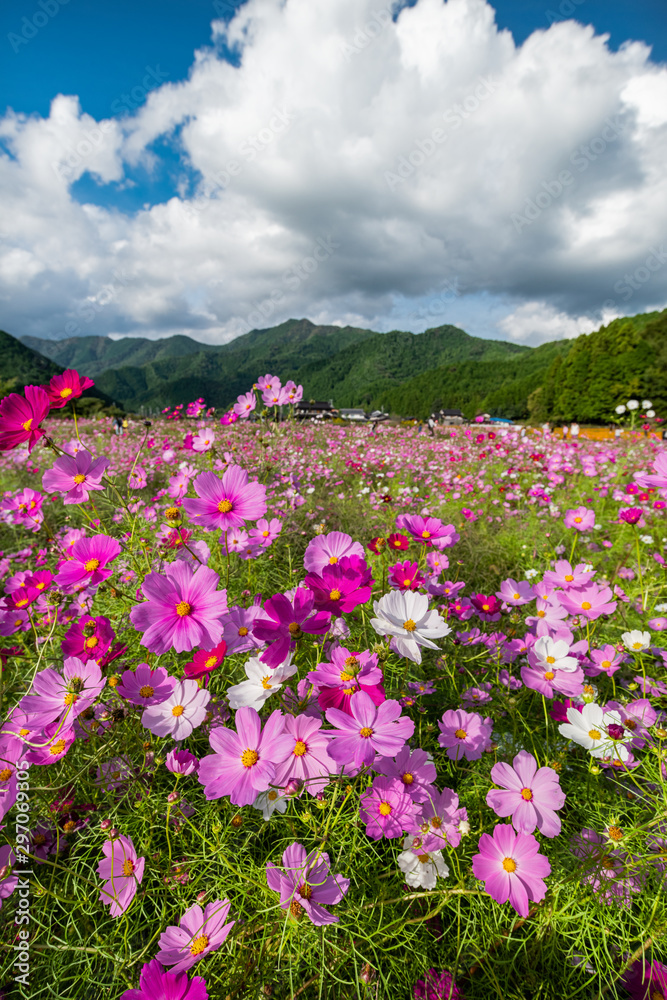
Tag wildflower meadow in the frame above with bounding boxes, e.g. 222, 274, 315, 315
0, 371, 666, 1000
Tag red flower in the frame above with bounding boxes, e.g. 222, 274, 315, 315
0, 385, 50, 452
183, 640, 227, 680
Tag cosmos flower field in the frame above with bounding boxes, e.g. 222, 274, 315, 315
0, 373, 666, 1000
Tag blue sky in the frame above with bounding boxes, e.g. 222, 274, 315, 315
0, 0, 665, 345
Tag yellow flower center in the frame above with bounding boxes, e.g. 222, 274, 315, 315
588, 728, 601, 740
171, 705, 184, 717
63, 692, 78, 706
217, 499, 233, 513
601, 660, 611, 669
378, 801, 392, 816
574, 516, 582, 523
608, 825, 623, 841
632, 641, 643, 650
189, 934, 209, 956
520, 787, 533, 801
288, 622, 302, 638
84, 558, 100, 572
238, 626, 249, 636
565, 574, 574, 582
454, 729, 467, 739
359, 727, 374, 738
537, 610, 545, 617
85, 636, 99, 648
60, 387, 73, 398
73, 474, 86, 484
22, 418, 33, 431
502, 857, 517, 873
108, 676, 119, 687
544, 671, 555, 680
329, 589, 341, 600
0, 768, 13, 781
50, 739, 67, 755
268, 790, 278, 801
402, 772, 414, 785
120, 858, 134, 877
205, 655, 218, 668
262, 530, 270, 537
421, 530, 431, 538
63, 820, 75, 832
293, 740, 307, 757
339, 672, 354, 682
261, 676, 273, 690
328, 556, 338, 564
175, 601, 191, 617
581, 601, 591, 610
241, 748, 259, 767
513, 593, 520, 599
403, 619, 417, 632
546, 656, 555, 664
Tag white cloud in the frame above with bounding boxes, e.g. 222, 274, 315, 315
0, 0, 666, 346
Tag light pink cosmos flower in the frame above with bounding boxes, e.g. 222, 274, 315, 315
418, 787, 468, 850
472, 824, 550, 918
486, 751, 565, 838
542, 560, 594, 589
97, 834, 145, 918
183, 467, 267, 531
156, 898, 234, 974
438, 709, 493, 761
42, 450, 110, 505
563, 506, 595, 531
303, 531, 365, 574
273, 714, 336, 796
496, 579, 534, 606
198, 707, 294, 806
359, 775, 418, 840
325, 691, 414, 768
373, 746, 436, 803
130, 561, 228, 654
558, 584, 617, 621
249, 518, 282, 548
24, 720, 76, 765
586, 644, 625, 678
142, 680, 211, 740
165, 749, 200, 775
266, 842, 350, 925
233, 390, 256, 419
19, 656, 105, 728
55, 534, 121, 592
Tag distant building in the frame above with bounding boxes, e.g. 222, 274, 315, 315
340, 408, 367, 422
295, 400, 337, 421
439, 408, 464, 424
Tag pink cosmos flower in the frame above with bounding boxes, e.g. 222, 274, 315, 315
198, 707, 294, 806
471, 824, 550, 917
636, 452, 667, 490
266, 842, 350, 925
116, 664, 177, 707
558, 583, 617, 621
542, 560, 594, 589
438, 709, 493, 761
359, 775, 418, 840
520, 662, 584, 699
120, 959, 209, 1000
55, 534, 121, 591
97, 834, 145, 918
156, 898, 234, 974
308, 645, 385, 714
42, 369, 94, 408
166, 749, 200, 775
396, 514, 459, 550
183, 640, 227, 681
622, 958, 667, 1000
413, 969, 463, 1000
42, 450, 109, 504
233, 390, 256, 419
586, 644, 625, 678
130, 561, 228, 654
486, 751, 565, 838
142, 680, 211, 740
272, 714, 336, 796
373, 746, 436, 803
24, 720, 76, 765
61, 615, 115, 662
325, 690, 414, 768
496, 578, 534, 606
303, 531, 365, 574
305, 555, 374, 614
191, 428, 215, 453
388, 560, 426, 592
284, 380, 303, 404
183, 467, 267, 531
20, 656, 105, 728
619, 507, 643, 525
563, 506, 595, 531
0, 385, 50, 452
1, 488, 44, 531
219, 603, 265, 655
249, 517, 282, 548
418, 787, 468, 850
252, 589, 330, 668
469, 593, 502, 621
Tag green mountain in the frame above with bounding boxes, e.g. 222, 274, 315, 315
0, 330, 116, 411
20, 333, 206, 379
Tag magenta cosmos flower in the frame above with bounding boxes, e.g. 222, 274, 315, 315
156, 898, 234, 974
438, 709, 493, 761
308, 645, 385, 714
116, 664, 177, 707
166, 749, 199, 775
97, 834, 145, 918
486, 751, 565, 838
120, 959, 209, 1000
42, 450, 109, 504
272, 714, 336, 796
198, 707, 293, 806
266, 842, 350, 925
252, 589, 330, 668
183, 640, 227, 680
303, 531, 365, 574
42, 369, 94, 408
359, 775, 418, 840
183, 467, 267, 531
325, 690, 414, 768
472, 824, 551, 918
142, 680, 211, 740
130, 561, 227, 654
305, 555, 374, 615
388, 560, 426, 592
55, 534, 121, 591
413, 969, 463, 1000
23, 720, 76, 765
0, 385, 50, 452
61, 614, 115, 662
563, 506, 595, 531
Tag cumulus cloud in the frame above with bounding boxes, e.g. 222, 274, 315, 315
0, 0, 665, 344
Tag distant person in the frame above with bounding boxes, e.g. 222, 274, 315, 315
541, 421, 551, 436
562, 425, 568, 439
113, 416, 122, 436
570, 422, 580, 438
122, 417, 129, 435
427, 414, 436, 437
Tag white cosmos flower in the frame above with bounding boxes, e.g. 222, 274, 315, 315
529, 636, 579, 672
615, 405, 626, 415
226, 655, 297, 710
558, 703, 630, 761
397, 837, 449, 889
627, 400, 639, 410
642, 400, 653, 409
253, 788, 289, 821
370, 590, 451, 664
647, 410, 656, 418
621, 630, 651, 652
